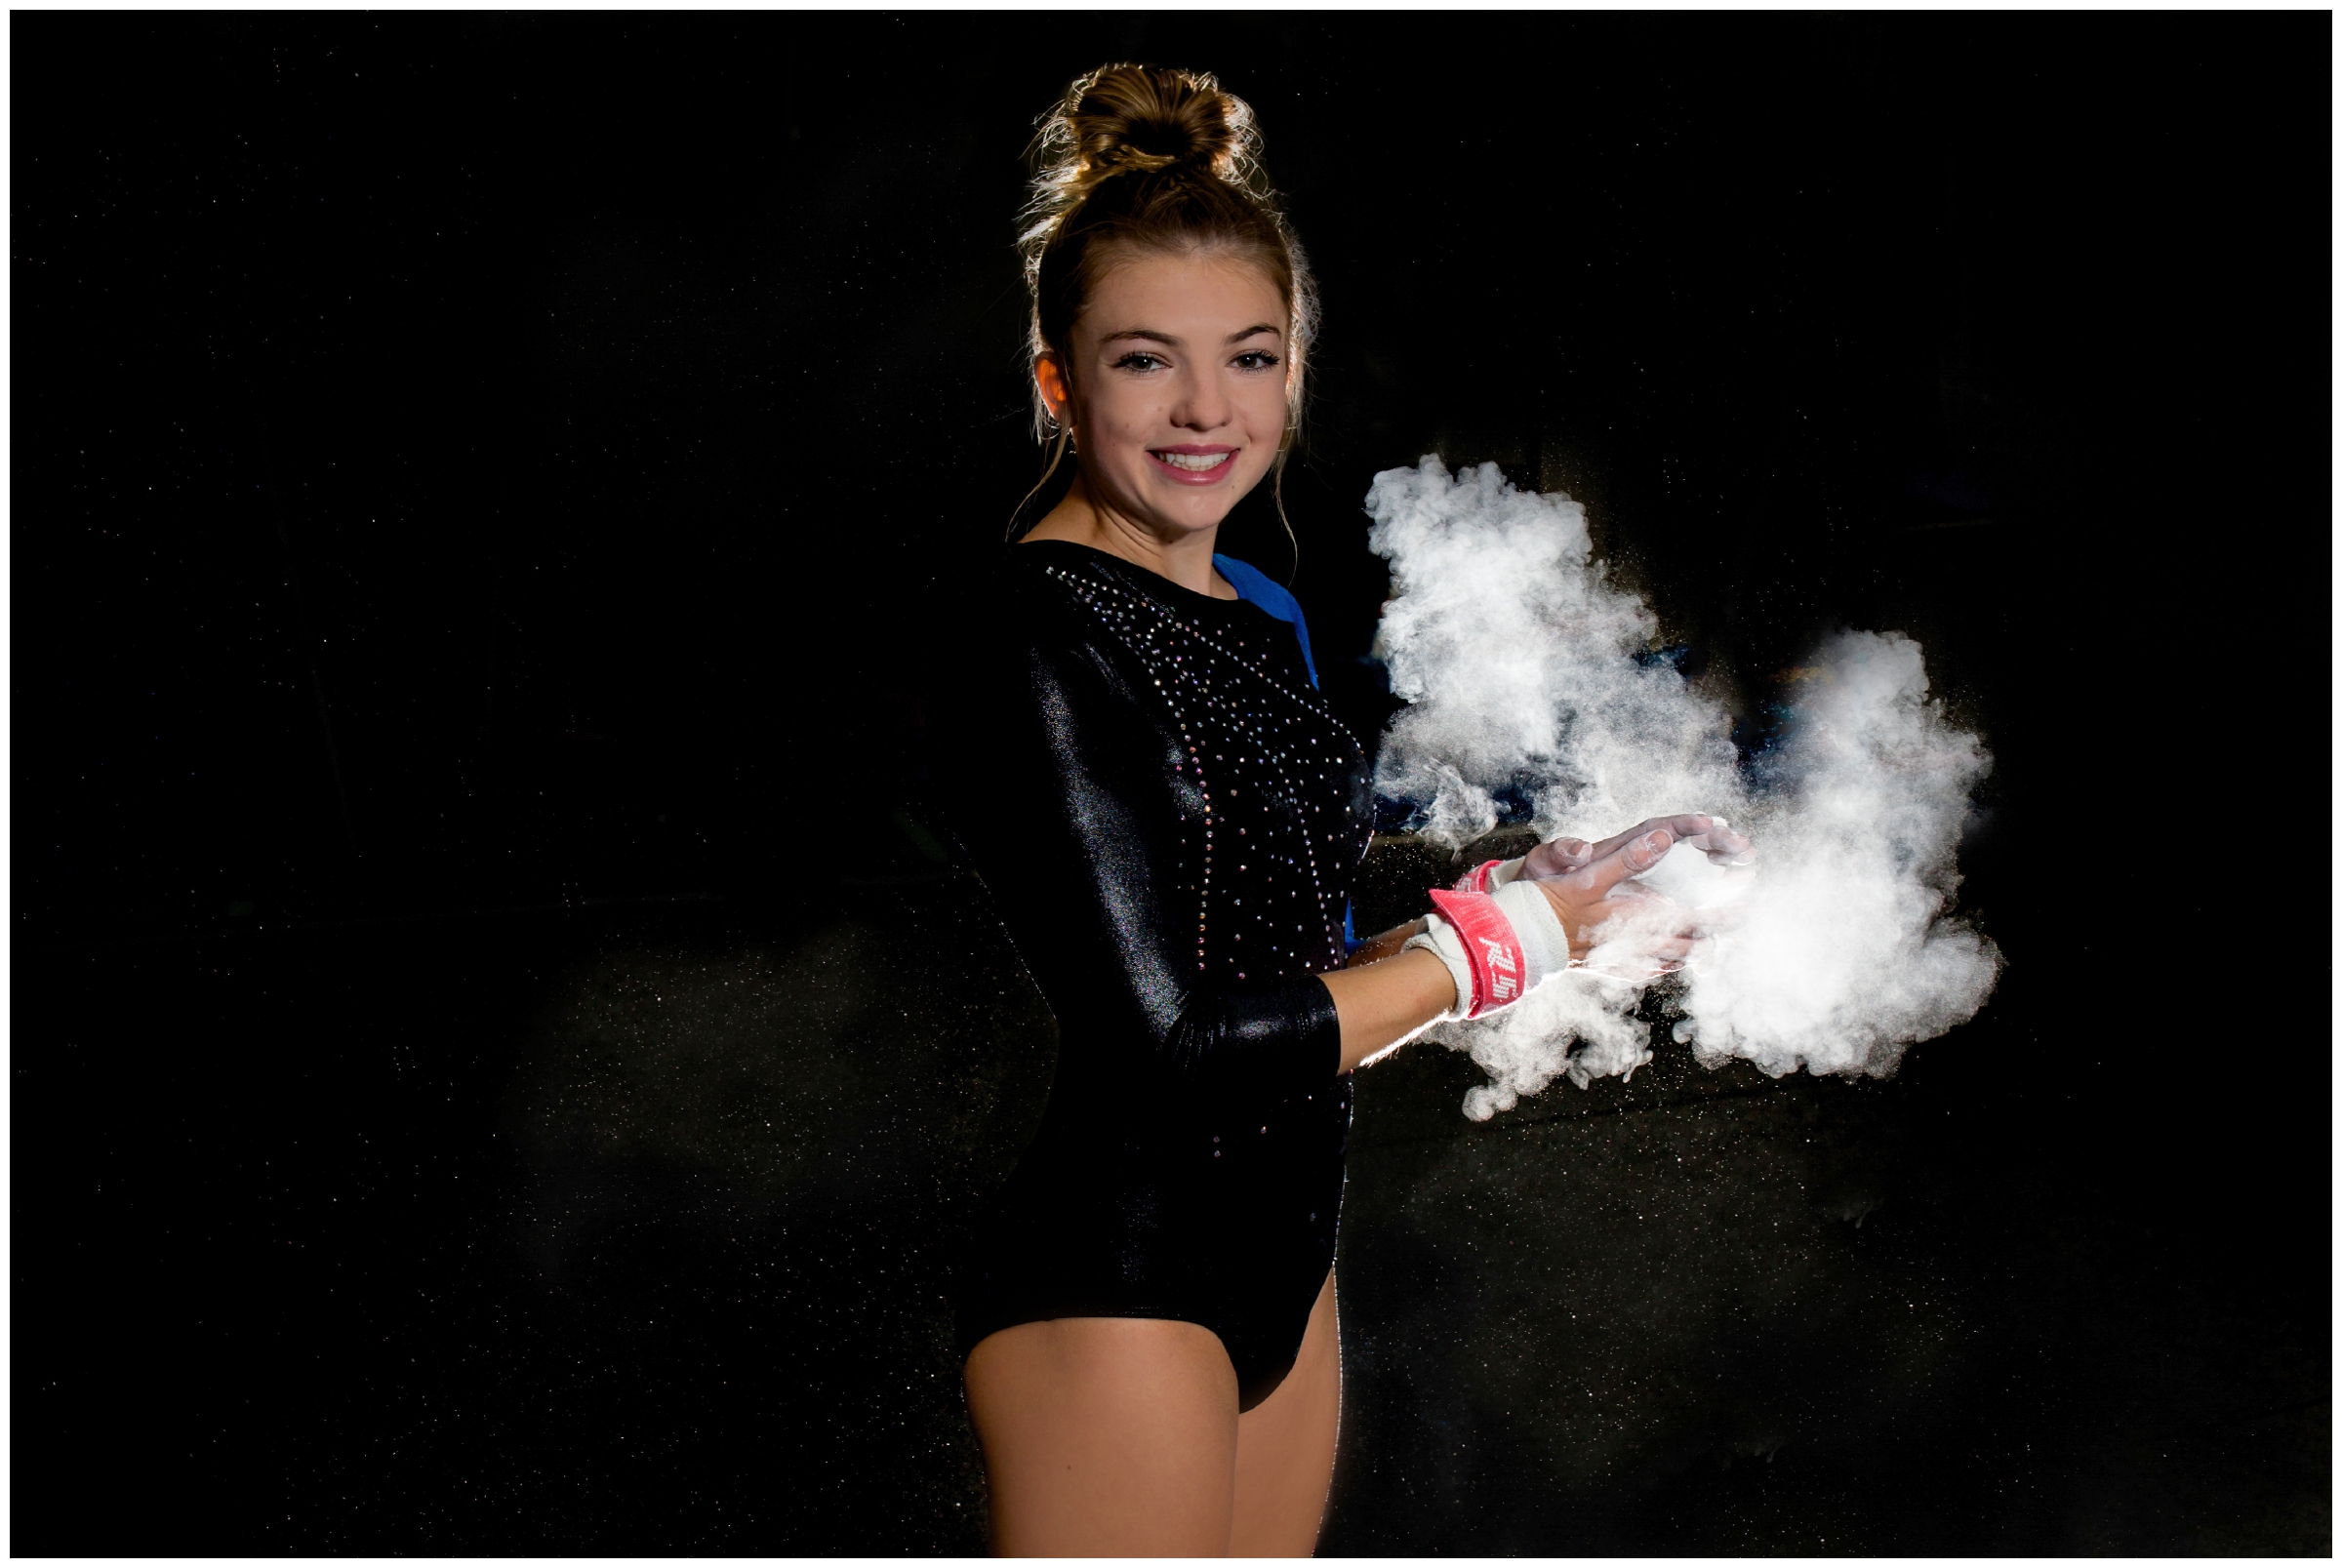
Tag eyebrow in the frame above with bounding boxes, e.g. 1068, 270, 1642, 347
1100, 323, 1285, 348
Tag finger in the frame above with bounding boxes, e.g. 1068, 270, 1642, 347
1645, 813, 1756, 865
1521, 836, 1594, 879
1588, 814, 1721, 863
1686, 824, 1756, 865
1578, 827, 1675, 895
1583, 822, 1657, 862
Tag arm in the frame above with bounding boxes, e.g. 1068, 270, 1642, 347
949, 614, 1348, 1099
1322, 939, 1455, 1072
1344, 917, 1426, 969
1318, 824, 1716, 1073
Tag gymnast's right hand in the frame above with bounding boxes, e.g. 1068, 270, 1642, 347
1524, 825, 1726, 972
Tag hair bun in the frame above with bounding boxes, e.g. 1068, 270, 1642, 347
1033, 63, 1258, 204
1011, 61, 1317, 549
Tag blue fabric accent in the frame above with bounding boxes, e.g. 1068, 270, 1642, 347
1214, 553, 1319, 689
1218, 553, 1352, 952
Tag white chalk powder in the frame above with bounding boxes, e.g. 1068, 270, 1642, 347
1365, 458, 2003, 1119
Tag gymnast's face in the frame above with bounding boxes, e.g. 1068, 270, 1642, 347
1038, 248, 1293, 542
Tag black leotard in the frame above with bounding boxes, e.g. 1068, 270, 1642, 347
945, 542, 1374, 1411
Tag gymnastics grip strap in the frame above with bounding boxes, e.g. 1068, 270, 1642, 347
1451, 855, 1527, 895
1427, 889, 1528, 1017
1453, 859, 1503, 894
1408, 885, 1561, 1021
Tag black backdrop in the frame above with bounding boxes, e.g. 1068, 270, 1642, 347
15, 12, 2330, 1554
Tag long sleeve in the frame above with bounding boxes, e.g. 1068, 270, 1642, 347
942, 545, 1365, 1405
946, 603, 1342, 1104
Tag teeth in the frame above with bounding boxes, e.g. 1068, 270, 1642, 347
1157, 450, 1232, 471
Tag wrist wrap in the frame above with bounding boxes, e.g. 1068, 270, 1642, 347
1402, 879, 1570, 1020
1451, 856, 1526, 895
1428, 888, 1528, 1015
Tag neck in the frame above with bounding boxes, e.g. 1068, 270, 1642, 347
1024, 472, 1231, 598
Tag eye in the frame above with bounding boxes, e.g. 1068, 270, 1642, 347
1232, 350, 1283, 372
1113, 351, 1168, 372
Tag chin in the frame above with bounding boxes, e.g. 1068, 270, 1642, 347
1163, 497, 1244, 534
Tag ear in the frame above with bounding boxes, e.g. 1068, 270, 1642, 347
1034, 353, 1074, 428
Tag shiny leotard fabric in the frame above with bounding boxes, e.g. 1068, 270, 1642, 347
945, 542, 1374, 1411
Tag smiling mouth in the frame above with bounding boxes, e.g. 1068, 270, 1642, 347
1152, 449, 1234, 472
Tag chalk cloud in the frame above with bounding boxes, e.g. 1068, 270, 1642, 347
1365, 457, 2001, 1119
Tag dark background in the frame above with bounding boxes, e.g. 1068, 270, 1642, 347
15, 12, 2329, 1554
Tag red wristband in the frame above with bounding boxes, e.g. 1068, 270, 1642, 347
1427, 887, 1529, 1018
1452, 858, 1505, 895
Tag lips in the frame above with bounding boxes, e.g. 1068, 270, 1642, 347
1149, 445, 1238, 484
1155, 450, 1232, 472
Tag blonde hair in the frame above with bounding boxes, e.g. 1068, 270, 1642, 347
1008, 63, 1317, 562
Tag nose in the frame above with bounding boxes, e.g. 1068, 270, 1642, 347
1169, 362, 1232, 432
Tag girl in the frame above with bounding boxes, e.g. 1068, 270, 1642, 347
945, 63, 1743, 1555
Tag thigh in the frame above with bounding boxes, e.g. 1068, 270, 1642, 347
1230, 1271, 1341, 1557
963, 1314, 1242, 1556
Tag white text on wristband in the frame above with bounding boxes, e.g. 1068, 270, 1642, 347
1425, 887, 1529, 1018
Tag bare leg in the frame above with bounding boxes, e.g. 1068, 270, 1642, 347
964, 1315, 1241, 1556
1231, 1272, 1341, 1557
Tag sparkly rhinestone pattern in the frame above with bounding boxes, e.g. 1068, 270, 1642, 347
1042, 559, 1374, 983
946, 545, 1364, 1409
